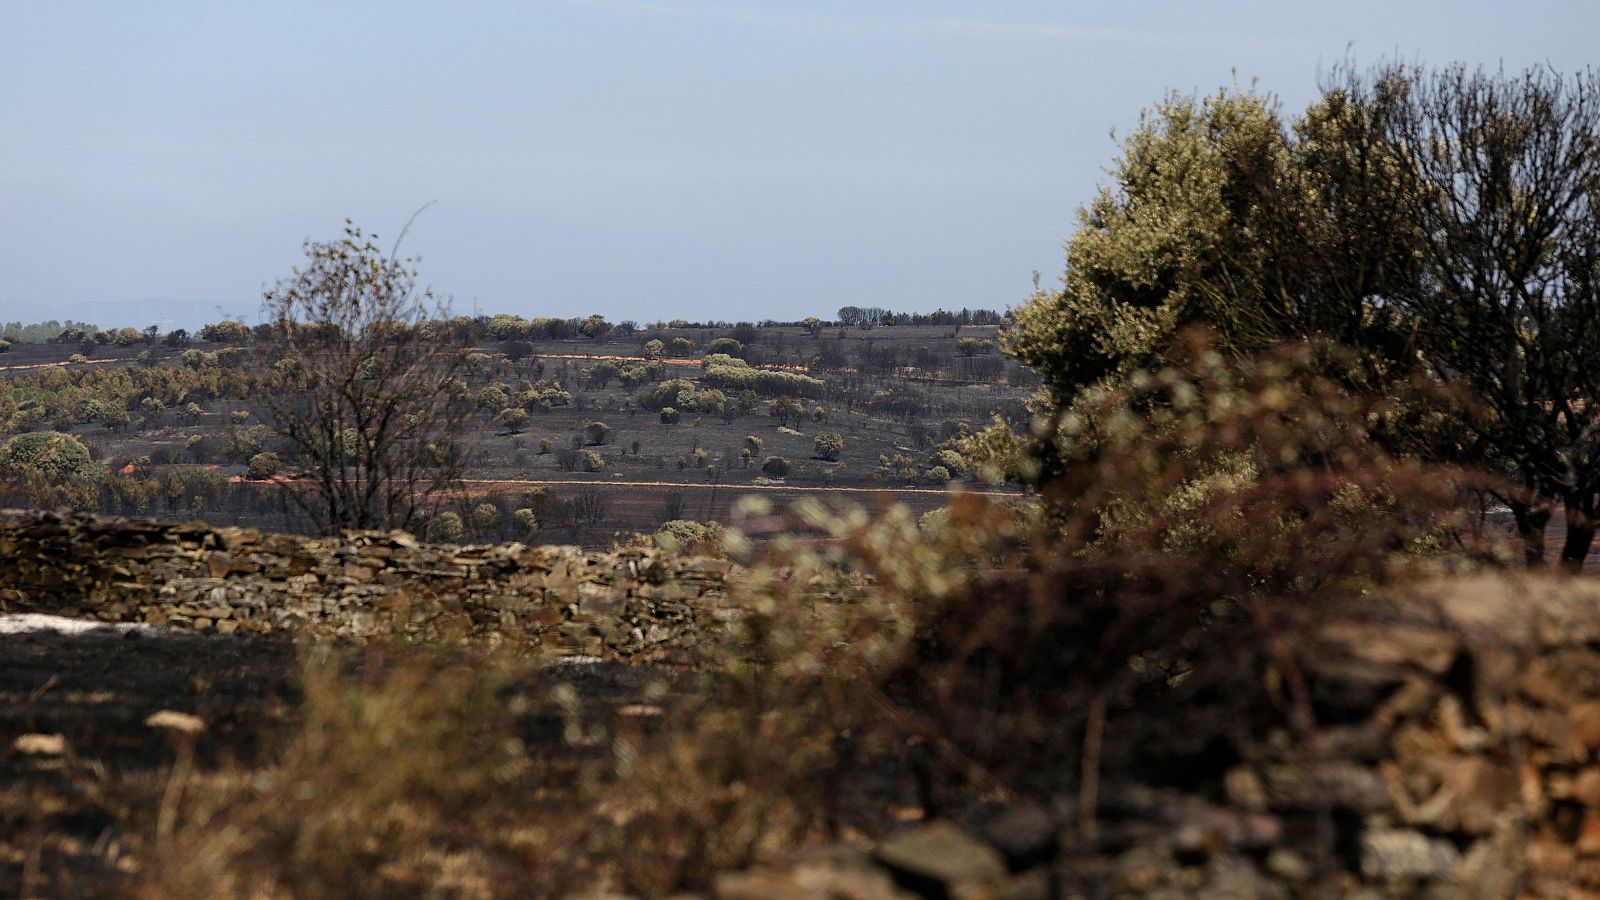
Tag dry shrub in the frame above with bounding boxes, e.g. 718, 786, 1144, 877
721, 331, 1514, 820
141, 651, 545, 899
140, 643, 840, 898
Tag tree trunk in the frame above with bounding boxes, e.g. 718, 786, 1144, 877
1511, 500, 1552, 567
1560, 505, 1596, 574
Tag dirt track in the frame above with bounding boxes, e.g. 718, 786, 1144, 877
460, 478, 1016, 497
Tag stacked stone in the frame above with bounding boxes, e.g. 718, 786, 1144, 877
0, 509, 732, 662
687, 575, 1600, 898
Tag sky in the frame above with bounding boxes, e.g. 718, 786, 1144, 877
2, 1, 1597, 330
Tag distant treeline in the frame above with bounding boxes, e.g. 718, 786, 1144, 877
2, 305, 1007, 351
834, 306, 1004, 327
1, 320, 103, 344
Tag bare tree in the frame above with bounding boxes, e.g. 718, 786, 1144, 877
1380, 64, 1600, 568
260, 219, 472, 534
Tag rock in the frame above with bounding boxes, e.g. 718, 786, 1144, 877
978, 804, 1056, 870
1360, 828, 1461, 881
144, 710, 205, 735
875, 821, 1008, 898
998, 868, 1050, 900
1264, 848, 1310, 882
712, 870, 825, 900
13, 733, 67, 755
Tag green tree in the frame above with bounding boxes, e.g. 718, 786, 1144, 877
813, 431, 844, 461
583, 421, 611, 446
495, 407, 530, 435
767, 397, 803, 427
1006, 85, 1421, 412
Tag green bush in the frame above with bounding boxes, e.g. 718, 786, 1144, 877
470, 502, 501, 536
429, 511, 464, 543
246, 452, 281, 480
1, 431, 99, 482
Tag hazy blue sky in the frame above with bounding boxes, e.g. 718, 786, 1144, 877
3, 1, 1596, 329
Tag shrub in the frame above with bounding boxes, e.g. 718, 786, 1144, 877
643, 338, 665, 360
761, 455, 790, 478
510, 507, 539, 537
429, 511, 464, 543
1, 431, 99, 482
706, 337, 744, 358
659, 407, 680, 424
470, 502, 501, 536
654, 518, 725, 550
583, 421, 611, 446
246, 452, 281, 480
957, 337, 993, 357
579, 450, 605, 472
199, 320, 252, 344
813, 431, 844, 461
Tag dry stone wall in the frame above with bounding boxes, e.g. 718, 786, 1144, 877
703, 576, 1600, 898
0, 508, 733, 661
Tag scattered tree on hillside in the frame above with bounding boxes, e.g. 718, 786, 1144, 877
767, 397, 804, 427
495, 407, 529, 435
813, 431, 844, 461
258, 220, 471, 534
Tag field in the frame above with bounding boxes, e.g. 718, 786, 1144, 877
0, 318, 1032, 544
